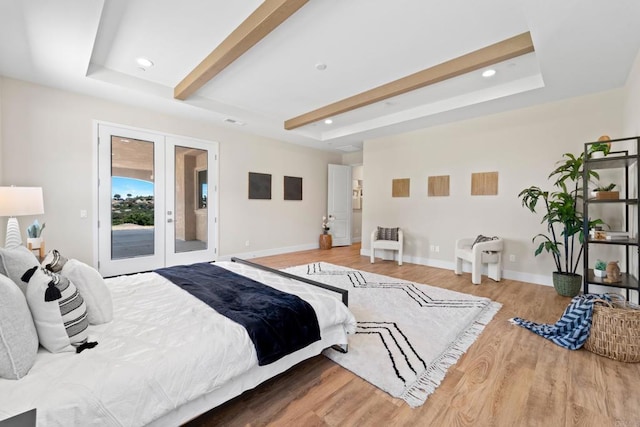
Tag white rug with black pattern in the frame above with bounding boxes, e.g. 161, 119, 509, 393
283, 262, 502, 408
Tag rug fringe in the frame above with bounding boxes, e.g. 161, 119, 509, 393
400, 301, 502, 408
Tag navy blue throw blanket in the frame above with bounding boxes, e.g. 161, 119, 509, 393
155, 262, 321, 365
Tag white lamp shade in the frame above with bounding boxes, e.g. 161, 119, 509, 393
0, 187, 44, 216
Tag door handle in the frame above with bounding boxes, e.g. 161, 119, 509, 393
167, 219, 173, 223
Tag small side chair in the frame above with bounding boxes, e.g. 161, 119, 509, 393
371, 227, 403, 266
454, 236, 503, 284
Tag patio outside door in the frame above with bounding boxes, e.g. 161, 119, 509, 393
97, 123, 217, 276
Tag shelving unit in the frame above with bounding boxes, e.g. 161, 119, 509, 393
583, 136, 640, 302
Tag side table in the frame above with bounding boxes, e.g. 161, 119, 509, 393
319, 233, 332, 250
27, 241, 46, 261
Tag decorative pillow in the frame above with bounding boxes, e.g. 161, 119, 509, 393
23, 266, 96, 353
41, 249, 68, 273
0, 246, 40, 295
377, 226, 399, 241
0, 274, 38, 380
472, 235, 498, 248
59, 259, 113, 325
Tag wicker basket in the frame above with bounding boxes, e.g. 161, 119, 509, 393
584, 295, 640, 363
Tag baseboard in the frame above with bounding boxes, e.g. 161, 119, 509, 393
360, 248, 553, 287
221, 243, 318, 261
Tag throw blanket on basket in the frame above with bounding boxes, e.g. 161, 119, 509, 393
155, 262, 320, 365
510, 293, 611, 350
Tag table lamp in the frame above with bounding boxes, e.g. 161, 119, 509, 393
0, 186, 44, 248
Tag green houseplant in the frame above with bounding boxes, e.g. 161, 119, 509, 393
518, 146, 608, 296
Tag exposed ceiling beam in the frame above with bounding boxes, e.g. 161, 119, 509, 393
284, 32, 535, 130
174, 0, 308, 100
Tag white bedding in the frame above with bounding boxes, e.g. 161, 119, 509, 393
0, 261, 356, 426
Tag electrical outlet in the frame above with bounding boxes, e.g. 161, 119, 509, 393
430, 245, 435, 252
435, 246, 440, 253
80, 209, 88, 218
245, 240, 250, 247
509, 254, 516, 262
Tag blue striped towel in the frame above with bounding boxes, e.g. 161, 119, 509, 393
510, 293, 611, 350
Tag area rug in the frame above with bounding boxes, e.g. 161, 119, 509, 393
283, 262, 502, 408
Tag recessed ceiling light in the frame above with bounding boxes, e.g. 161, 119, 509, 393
482, 69, 496, 78
136, 57, 154, 68
324, 119, 333, 125
315, 63, 327, 71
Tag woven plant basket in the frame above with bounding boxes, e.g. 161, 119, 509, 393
552, 272, 582, 297
584, 295, 640, 363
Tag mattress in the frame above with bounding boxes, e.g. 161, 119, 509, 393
0, 261, 356, 426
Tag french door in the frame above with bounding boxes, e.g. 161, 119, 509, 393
97, 123, 218, 276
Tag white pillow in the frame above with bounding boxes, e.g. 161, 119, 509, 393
0, 246, 40, 294
0, 274, 38, 379
24, 267, 91, 353
60, 259, 113, 325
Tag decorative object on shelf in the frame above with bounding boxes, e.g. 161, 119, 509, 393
589, 135, 612, 158
321, 215, 334, 234
594, 259, 607, 278
591, 182, 619, 200
0, 186, 45, 248
604, 261, 621, 283
519, 147, 606, 297
584, 294, 640, 363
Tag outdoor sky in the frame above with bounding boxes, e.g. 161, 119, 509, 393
112, 177, 153, 198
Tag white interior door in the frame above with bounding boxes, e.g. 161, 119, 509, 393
98, 124, 218, 276
328, 164, 352, 246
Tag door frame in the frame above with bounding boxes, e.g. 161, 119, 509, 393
93, 120, 219, 275
328, 164, 353, 247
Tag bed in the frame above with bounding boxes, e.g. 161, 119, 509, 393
0, 257, 356, 426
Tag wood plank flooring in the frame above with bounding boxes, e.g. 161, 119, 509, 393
184, 244, 640, 427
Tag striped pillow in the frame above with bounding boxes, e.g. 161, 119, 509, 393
377, 226, 399, 241
23, 267, 92, 353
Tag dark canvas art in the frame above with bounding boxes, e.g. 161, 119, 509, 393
249, 172, 272, 200
284, 176, 303, 201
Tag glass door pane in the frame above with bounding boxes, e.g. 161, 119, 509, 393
165, 136, 217, 267
111, 137, 155, 259
173, 146, 208, 253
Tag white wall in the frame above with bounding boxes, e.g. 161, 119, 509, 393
362, 89, 624, 285
0, 78, 341, 264
621, 48, 640, 302
623, 49, 640, 137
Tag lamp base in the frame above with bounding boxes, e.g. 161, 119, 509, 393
5, 217, 22, 248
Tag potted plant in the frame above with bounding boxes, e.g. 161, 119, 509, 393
591, 182, 619, 200
594, 259, 607, 278
589, 136, 612, 159
26, 219, 45, 249
518, 147, 606, 297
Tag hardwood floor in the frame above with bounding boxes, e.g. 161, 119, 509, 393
184, 244, 640, 427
